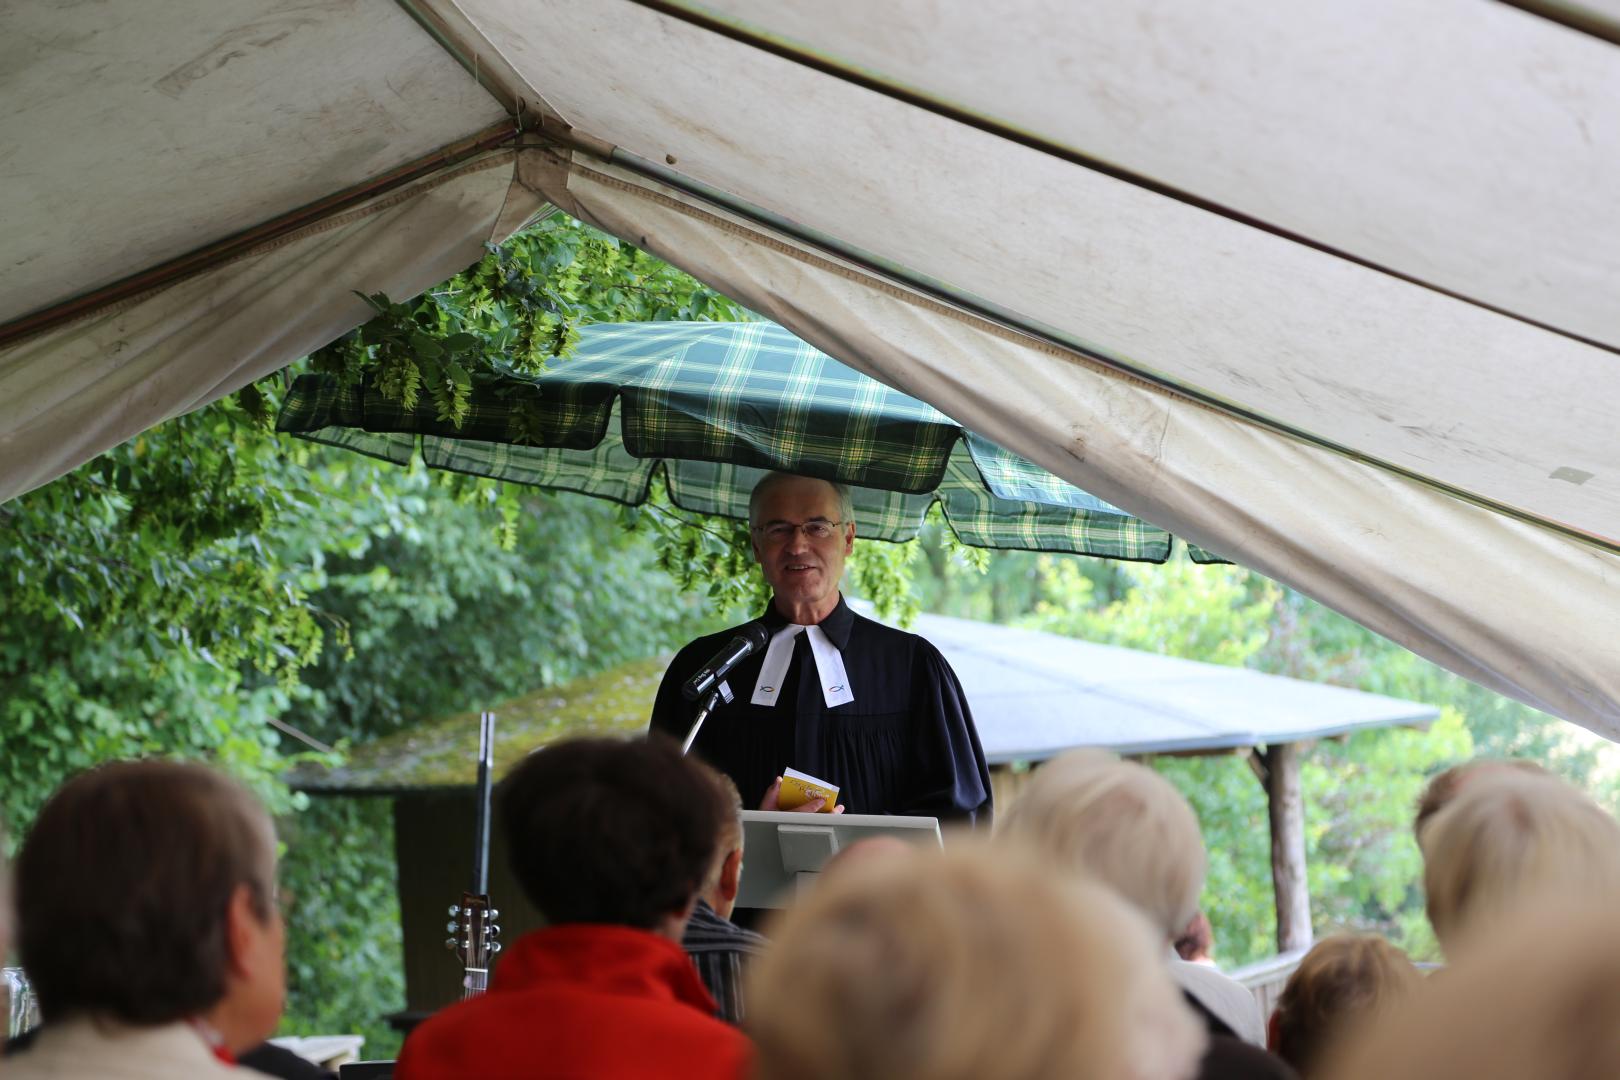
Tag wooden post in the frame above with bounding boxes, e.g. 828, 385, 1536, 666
1256, 743, 1313, 953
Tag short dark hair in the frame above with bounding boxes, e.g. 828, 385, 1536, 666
1414, 759, 1553, 840
16, 760, 276, 1024
499, 735, 730, 929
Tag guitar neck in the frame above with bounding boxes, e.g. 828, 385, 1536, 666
448, 889, 499, 1000
462, 967, 489, 999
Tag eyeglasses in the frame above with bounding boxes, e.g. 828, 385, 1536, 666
753, 519, 846, 543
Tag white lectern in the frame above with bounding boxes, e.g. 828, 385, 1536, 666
735, 809, 943, 910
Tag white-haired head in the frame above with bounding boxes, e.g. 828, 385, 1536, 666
997, 749, 1207, 940
748, 471, 853, 528
749, 842, 1206, 1080
1423, 770, 1620, 952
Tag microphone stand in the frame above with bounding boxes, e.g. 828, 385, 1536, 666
680, 681, 734, 755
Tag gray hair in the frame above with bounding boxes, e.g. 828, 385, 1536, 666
748, 471, 855, 527
749, 843, 1206, 1080
1423, 771, 1620, 952
997, 749, 1207, 940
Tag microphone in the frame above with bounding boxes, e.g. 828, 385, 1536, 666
681, 622, 771, 702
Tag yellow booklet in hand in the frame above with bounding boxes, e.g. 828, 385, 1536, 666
777, 767, 840, 813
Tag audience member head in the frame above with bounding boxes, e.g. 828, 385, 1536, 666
1422, 771, 1620, 951
695, 762, 746, 920
15, 760, 283, 1053
998, 749, 1207, 939
750, 843, 1206, 1080
1270, 934, 1421, 1078
1412, 758, 1551, 849
820, 835, 914, 880
1175, 911, 1214, 964
499, 734, 731, 937
1319, 896, 1620, 1080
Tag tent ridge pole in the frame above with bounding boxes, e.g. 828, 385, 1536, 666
621, 0, 1620, 361
392, 0, 542, 123
1489, 0, 1620, 48
558, 143, 1620, 561
0, 121, 519, 351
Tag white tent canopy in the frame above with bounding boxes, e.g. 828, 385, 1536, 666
5, 2, 1620, 735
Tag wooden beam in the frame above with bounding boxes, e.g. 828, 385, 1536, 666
1258, 743, 1313, 952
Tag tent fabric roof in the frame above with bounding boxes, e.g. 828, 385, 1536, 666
0, 154, 542, 502
1, 0, 506, 325
4, 2, 1619, 739
504, 1, 1620, 546
295, 615, 1435, 793
691, 0, 1620, 350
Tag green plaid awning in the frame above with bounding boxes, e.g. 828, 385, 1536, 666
277, 321, 1221, 562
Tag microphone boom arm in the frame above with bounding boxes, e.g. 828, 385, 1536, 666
680, 680, 734, 755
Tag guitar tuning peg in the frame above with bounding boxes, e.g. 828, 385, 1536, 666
448, 904, 461, 917
445, 920, 459, 934
488, 942, 502, 954
444, 938, 457, 950
488, 908, 500, 920
489, 923, 502, 938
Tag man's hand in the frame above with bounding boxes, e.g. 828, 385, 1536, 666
760, 776, 845, 814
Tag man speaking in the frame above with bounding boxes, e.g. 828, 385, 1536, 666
650, 472, 992, 825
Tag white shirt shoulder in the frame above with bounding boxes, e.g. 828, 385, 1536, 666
3, 1017, 247, 1078
1169, 956, 1267, 1046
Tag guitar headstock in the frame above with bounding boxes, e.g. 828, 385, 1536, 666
445, 892, 502, 996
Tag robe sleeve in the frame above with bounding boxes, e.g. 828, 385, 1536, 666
899, 639, 994, 826
648, 645, 698, 744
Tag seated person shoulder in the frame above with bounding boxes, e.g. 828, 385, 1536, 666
396, 736, 750, 1080
5, 760, 286, 1078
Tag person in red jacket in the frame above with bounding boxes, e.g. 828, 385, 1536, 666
396, 736, 752, 1080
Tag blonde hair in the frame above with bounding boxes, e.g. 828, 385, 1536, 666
748, 843, 1205, 1080
1272, 934, 1422, 1077
997, 749, 1207, 938
1319, 896, 1620, 1080
1423, 771, 1620, 950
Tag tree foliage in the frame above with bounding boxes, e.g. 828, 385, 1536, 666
0, 403, 324, 687
300, 216, 749, 430
0, 215, 933, 1053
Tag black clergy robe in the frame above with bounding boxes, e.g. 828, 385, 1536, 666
649, 595, 993, 825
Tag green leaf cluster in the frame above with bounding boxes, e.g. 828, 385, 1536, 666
307, 218, 754, 428
1, 404, 324, 686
